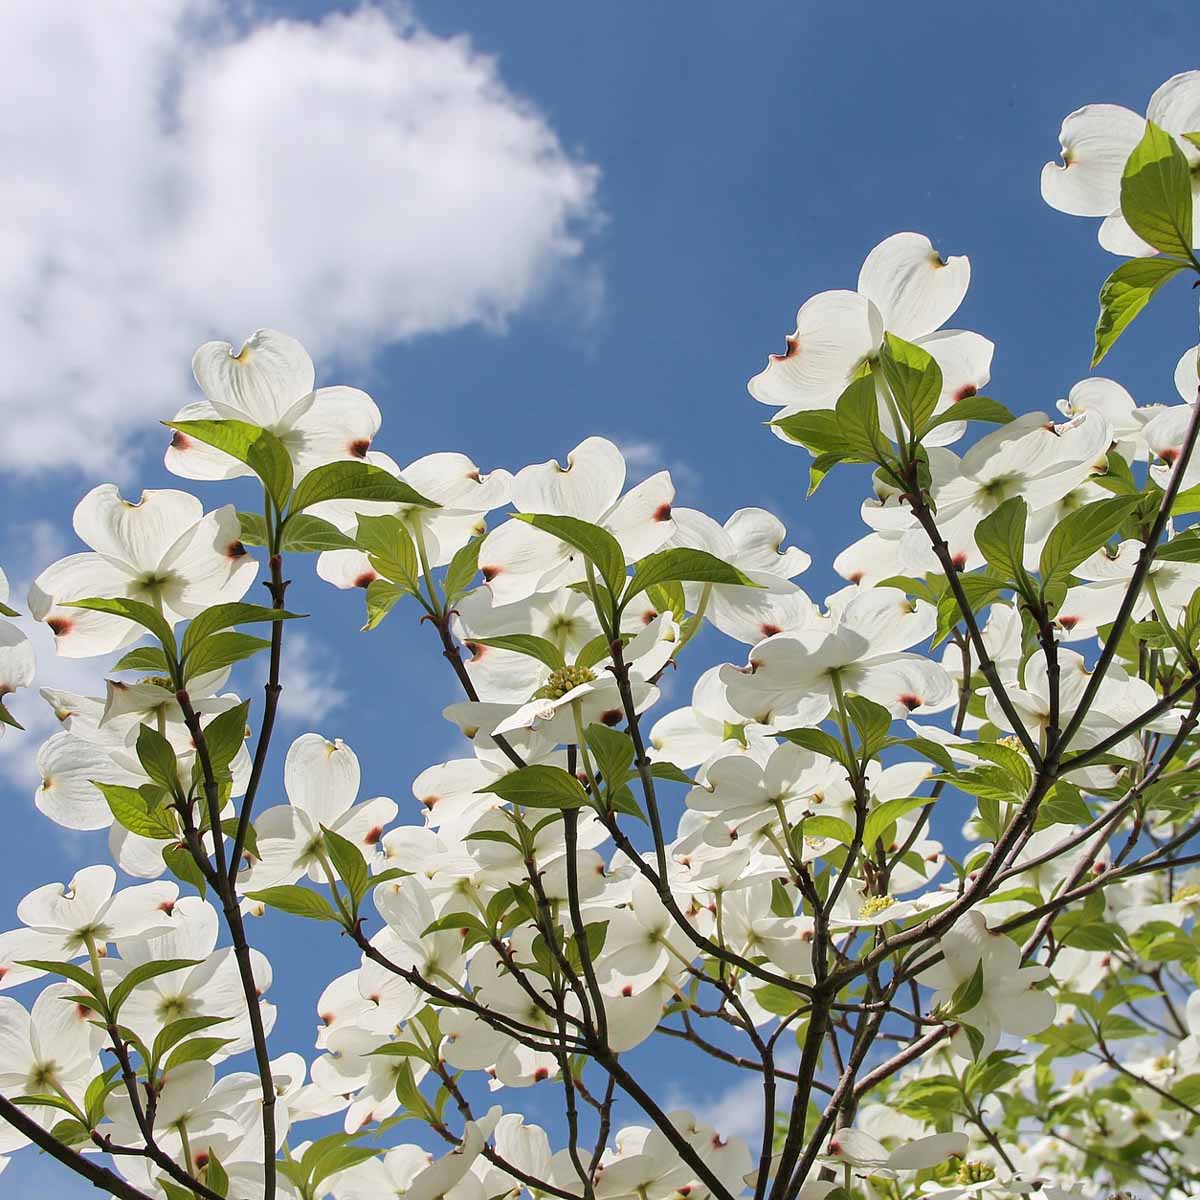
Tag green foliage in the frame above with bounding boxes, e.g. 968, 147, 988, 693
1093, 256, 1187, 366
165, 418, 294, 511
480, 764, 589, 810
1120, 120, 1195, 259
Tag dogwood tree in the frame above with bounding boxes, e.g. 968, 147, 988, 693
5, 69, 1200, 1200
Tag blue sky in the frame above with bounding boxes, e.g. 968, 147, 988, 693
1, 2, 1197, 1194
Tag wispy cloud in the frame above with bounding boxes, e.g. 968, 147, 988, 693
614, 437, 702, 494
266, 630, 349, 726
1, 1, 602, 474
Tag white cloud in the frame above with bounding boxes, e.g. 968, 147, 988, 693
615, 437, 702, 494
1, 1, 601, 474
267, 629, 349, 725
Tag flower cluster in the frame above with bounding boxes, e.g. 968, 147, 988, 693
3, 68, 1200, 1200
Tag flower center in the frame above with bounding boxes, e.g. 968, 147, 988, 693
956, 1161, 996, 1185
535, 666, 596, 700
859, 894, 894, 918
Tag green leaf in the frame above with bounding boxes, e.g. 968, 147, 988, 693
0, 699, 22, 731
15, 959, 101, 996
362, 579, 407, 631
892, 736, 955, 773
355, 514, 420, 588
245, 885, 342, 922
974, 497, 1028, 583
160, 1178, 201, 1200
184, 631, 272, 681
834, 374, 886, 463
1092, 255, 1187, 366
950, 961, 985, 1015
623, 548, 757, 608
1120, 120, 1195, 259
845, 694, 892, 759
182, 602, 302, 658
479, 764, 589, 810
967, 742, 1033, 791
443, 535, 483, 604
280, 513, 358, 553
66, 597, 177, 660
237, 511, 269, 546
645, 579, 686, 621
321, 824, 370, 911
164, 1036, 234, 1071
1034, 782, 1093, 830
801, 814, 854, 845
108, 959, 203, 1016
204, 1151, 230, 1198
1038, 496, 1142, 587
112, 646, 170, 674
585, 724, 635, 789
769, 408, 843, 453
290, 461, 437, 514
135, 724, 179, 792
933, 572, 1009, 647
95, 781, 178, 839
163, 843, 207, 897
879, 333, 942, 436
472, 634, 566, 672
513, 513, 627, 600
778, 727, 853, 772
151, 1015, 231, 1065
922, 395, 1015, 434
309, 1145, 382, 1189
863, 796, 929, 848
648, 761, 695, 785
0, 599, 17, 618
195, 700, 250, 782
1155, 531, 1200, 562
165, 418, 294, 511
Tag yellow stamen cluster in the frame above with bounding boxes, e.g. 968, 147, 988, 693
955, 1160, 996, 1185
858, 894, 894, 919
535, 665, 596, 700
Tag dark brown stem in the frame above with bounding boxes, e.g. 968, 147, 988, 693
0, 1093, 153, 1200
228, 554, 288, 882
